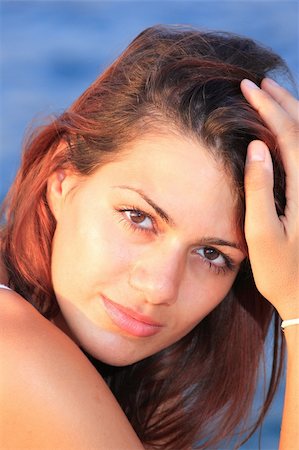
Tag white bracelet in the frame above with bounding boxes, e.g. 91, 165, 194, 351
281, 318, 299, 330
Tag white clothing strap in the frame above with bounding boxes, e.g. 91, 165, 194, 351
0, 284, 11, 290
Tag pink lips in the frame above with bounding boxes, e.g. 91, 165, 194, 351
102, 296, 163, 337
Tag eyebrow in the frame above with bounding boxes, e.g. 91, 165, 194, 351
113, 185, 241, 251
197, 237, 241, 250
113, 185, 174, 225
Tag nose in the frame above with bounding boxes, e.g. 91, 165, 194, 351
128, 242, 185, 306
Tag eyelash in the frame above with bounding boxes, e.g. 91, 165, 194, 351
116, 206, 235, 276
199, 254, 235, 276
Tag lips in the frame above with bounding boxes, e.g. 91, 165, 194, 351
102, 295, 163, 337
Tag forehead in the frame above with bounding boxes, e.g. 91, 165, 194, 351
131, 133, 237, 229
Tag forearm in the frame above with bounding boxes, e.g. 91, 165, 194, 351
279, 326, 299, 450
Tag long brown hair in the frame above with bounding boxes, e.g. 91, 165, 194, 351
1, 25, 289, 449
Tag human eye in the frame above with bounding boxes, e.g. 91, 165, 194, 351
117, 207, 156, 233
194, 246, 235, 275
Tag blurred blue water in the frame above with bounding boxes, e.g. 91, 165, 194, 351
0, 1, 297, 449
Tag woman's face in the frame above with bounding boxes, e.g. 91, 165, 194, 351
49, 130, 245, 365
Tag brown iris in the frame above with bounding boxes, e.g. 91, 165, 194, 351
129, 210, 147, 224
203, 248, 220, 261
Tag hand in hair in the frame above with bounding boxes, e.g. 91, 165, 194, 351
241, 78, 299, 320
241, 77, 299, 450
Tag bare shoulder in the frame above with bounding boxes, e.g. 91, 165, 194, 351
0, 288, 78, 365
0, 289, 143, 449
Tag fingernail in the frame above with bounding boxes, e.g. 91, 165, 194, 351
242, 79, 260, 90
247, 145, 265, 162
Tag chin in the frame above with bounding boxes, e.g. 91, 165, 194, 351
80, 339, 151, 367
98, 353, 140, 367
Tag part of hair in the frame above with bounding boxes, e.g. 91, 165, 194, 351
1, 25, 289, 449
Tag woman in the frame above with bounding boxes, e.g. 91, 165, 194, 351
0, 25, 298, 449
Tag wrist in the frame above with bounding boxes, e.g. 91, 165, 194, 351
277, 306, 299, 323
282, 324, 299, 349
274, 292, 299, 321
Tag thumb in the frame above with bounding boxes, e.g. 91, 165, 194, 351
244, 140, 280, 242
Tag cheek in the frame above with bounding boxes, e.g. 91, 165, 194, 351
51, 207, 134, 298
179, 271, 237, 329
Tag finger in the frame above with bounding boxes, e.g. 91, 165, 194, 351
240, 79, 298, 155
261, 78, 299, 122
240, 79, 298, 192
244, 140, 283, 242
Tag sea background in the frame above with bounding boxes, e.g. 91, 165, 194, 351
0, 1, 298, 449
